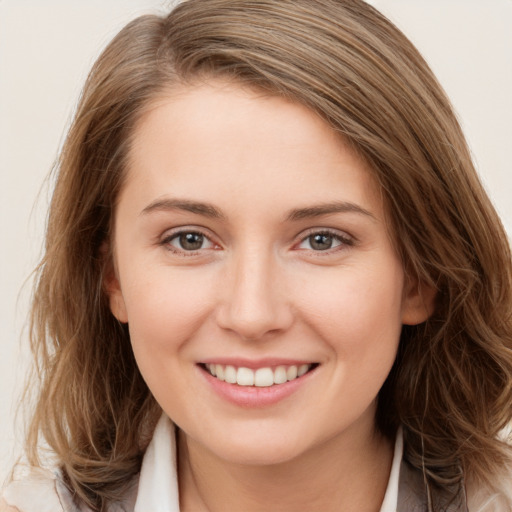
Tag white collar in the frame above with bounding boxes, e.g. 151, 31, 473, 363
134, 415, 180, 512
380, 425, 403, 512
134, 415, 403, 512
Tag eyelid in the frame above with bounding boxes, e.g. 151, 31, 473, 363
158, 225, 355, 256
159, 226, 221, 254
293, 227, 355, 252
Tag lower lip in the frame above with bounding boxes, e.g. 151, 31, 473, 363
199, 365, 317, 408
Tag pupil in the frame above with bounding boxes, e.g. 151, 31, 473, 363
180, 232, 203, 250
311, 234, 332, 250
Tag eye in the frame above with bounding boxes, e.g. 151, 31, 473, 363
297, 230, 353, 252
164, 231, 216, 252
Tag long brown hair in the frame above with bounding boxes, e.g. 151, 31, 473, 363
25, 0, 512, 509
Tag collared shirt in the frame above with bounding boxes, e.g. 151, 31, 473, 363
2, 414, 507, 511
133, 414, 402, 512
0, 415, 402, 511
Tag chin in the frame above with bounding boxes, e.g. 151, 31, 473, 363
220, 443, 305, 467
199, 428, 314, 467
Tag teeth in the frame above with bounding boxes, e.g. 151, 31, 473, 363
215, 364, 225, 381
286, 365, 298, 380
237, 367, 254, 386
254, 368, 274, 387
274, 366, 287, 384
297, 364, 309, 377
205, 363, 314, 386
224, 365, 237, 384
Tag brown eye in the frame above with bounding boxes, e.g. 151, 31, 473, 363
296, 230, 352, 252
167, 231, 214, 252
179, 233, 204, 250
309, 233, 334, 251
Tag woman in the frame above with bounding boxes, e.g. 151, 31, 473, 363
2, 0, 512, 510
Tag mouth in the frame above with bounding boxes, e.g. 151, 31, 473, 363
200, 362, 319, 387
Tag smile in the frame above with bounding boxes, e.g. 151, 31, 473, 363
203, 363, 316, 387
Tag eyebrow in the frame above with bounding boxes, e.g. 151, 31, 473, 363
140, 198, 225, 219
140, 198, 375, 222
285, 201, 375, 222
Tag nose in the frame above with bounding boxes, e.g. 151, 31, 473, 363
215, 247, 294, 341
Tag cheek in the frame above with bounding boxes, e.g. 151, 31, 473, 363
294, 261, 404, 358
120, 267, 217, 355
120, 268, 219, 410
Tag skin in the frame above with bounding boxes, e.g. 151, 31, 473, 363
107, 81, 433, 512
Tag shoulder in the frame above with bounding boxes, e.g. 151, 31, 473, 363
398, 457, 512, 512
2, 466, 140, 512
466, 479, 512, 512
1, 467, 81, 512
0, 498, 20, 512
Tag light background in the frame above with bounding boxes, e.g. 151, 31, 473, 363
1, 0, 511, 482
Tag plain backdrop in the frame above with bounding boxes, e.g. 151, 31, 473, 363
1, 0, 511, 483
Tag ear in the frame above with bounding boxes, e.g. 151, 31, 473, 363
401, 277, 436, 326
101, 243, 128, 324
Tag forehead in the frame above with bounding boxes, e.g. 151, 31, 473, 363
123, 81, 384, 221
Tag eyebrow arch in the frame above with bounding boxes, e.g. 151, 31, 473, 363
286, 201, 375, 221
140, 198, 225, 219
140, 198, 374, 222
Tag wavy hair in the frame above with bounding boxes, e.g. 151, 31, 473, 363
25, 0, 512, 509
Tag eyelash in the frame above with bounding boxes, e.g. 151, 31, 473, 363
160, 228, 354, 256
295, 228, 354, 254
160, 229, 218, 256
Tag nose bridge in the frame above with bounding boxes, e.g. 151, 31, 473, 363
216, 243, 292, 340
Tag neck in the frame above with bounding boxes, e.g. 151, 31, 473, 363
177, 420, 394, 512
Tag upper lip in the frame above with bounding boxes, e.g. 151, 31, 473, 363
199, 358, 317, 370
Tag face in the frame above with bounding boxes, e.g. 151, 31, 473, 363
108, 82, 431, 466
